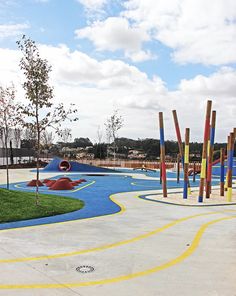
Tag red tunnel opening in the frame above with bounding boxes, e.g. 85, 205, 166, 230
59, 160, 71, 172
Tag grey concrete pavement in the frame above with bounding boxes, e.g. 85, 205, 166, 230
0, 169, 235, 295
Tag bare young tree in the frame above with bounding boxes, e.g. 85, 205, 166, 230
22, 126, 37, 162
23, 126, 37, 143
97, 125, 103, 159
0, 85, 21, 189
60, 128, 72, 143
0, 128, 5, 164
17, 35, 78, 204
59, 128, 72, 158
105, 110, 123, 162
41, 130, 55, 158
13, 128, 21, 148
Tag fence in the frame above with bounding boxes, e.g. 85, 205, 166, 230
77, 159, 202, 170
0, 148, 35, 166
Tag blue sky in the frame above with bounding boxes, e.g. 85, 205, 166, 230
0, 0, 236, 142
0, 0, 218, 89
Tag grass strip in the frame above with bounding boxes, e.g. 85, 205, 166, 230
0, 188, 84, 223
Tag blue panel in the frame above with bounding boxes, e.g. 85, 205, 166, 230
183, 181, 188, 199
160, 128, 165, 146
220, 165, 225, 182
210, 128, 215, 146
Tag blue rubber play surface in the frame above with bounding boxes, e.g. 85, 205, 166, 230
0, 170, 219, 230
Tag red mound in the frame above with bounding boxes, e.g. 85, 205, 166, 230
80, 179, 87, 182
27, 180, 44, 187
49, 179, 74, 190
75, 180, 83, 184
42, 179, 50, 184
58, 177, 73, 182
71, 181, 79, 186
45, 180, 56, 187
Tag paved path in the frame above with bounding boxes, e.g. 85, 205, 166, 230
0, 169, 236, 295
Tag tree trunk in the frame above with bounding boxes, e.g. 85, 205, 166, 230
5, 132, 9, 190
99, 145, 102, 159
35, 130, 40, 205
10, 140, 14, 165
113, 143, 116, 164
35, 104, 40, 206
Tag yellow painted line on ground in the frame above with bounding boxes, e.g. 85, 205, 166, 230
0, 215, 235, 289
70, 181, 96, 192
1, 210, 235, 264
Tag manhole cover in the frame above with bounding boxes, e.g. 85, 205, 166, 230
76, 265, 95, 273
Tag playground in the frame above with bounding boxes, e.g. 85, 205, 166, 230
0, 100, 236, 296
0, 163, 236, 295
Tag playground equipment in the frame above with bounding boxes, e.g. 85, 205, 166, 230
43, 157, 117, 173
206, 110, 216, 198
133, 166, 156, 172
59, 160, 71, 171
172, 110, 191, 192
188, 165, 201, 177
176, 154, 180, 183
27, 180, 44, 187
28, 176, 85, 190
160, 99, 235, 203
220, 148, 225, 196
183, 128, 190, 199
45, 180, 56, 187
49, 179, 74, 190
159, 112, 167, 197
58, 177, 73, 182
42, 179, 50, 184
226, 132, 235, 202
198, 100, 212, 202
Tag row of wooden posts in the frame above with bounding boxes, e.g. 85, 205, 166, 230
159, 100, 235, 203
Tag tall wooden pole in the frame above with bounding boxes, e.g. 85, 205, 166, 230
159, 112, 167, 197
159, 158, 162, 184
183, 128, 190, 199
220, 148, 225, 196
177, 153, 180, 183
206, 110, 216, 198
225, 135, 230, 192
172, 110, 191, 193
172, 110, 184, 164
198, 100, 212, 203
193, 162, 196, 182
226, 132, 235, 202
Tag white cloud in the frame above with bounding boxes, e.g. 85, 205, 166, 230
75, 17, 153, 62
0, 43, 235, 142
127, 49, 155, 62
0, 47, 21, 85
76, 0, 108, 10
76, 0, 110, 19
122, 0, 236, 65
179, 67, 236, 96
0, 23, 29, 39
38, 44, 155, 88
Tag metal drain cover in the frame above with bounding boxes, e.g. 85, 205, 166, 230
76, 265, 95, 273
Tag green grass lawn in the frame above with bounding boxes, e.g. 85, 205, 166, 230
0, 188, 84, 223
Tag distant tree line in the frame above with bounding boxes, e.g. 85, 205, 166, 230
35, 136, 231, 161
